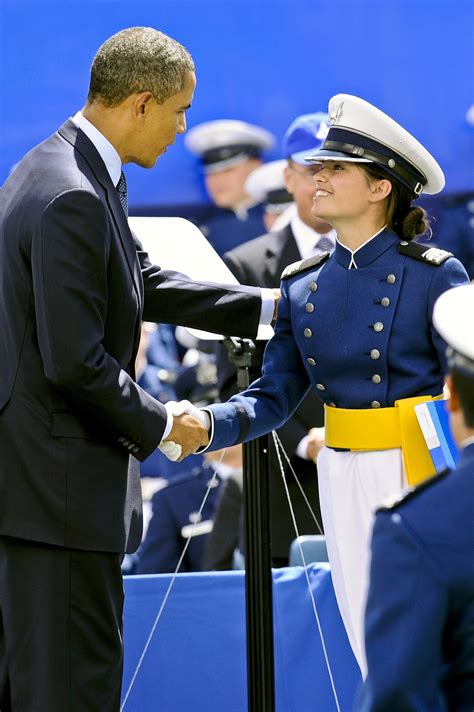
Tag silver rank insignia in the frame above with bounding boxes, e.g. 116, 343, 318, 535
421, 247, 453, 265
329, 101, 344, 126
281, 252, 330, 280
398, 240, 453, 266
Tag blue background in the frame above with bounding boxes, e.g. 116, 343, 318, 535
1, 0, 473, 207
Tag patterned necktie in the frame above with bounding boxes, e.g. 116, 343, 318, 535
116, 170, 128, 217
315, 236, 334, 253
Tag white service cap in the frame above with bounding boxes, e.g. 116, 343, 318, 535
306, 94, 445, 196
433, 284, 474, 376
245, 159, 292, 210
185, 119, 275, 174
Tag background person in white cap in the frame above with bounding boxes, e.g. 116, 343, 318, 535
358, 283, 474, 711
167, 93, 470, 674
244, 158, 294, 232
185, 119, 275, 255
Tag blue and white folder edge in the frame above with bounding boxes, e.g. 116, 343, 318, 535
415, 399, 460, 473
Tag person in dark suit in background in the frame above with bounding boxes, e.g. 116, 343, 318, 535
0, 27, 277, 712
358, 283, 474, 711
214, 112, 336, 565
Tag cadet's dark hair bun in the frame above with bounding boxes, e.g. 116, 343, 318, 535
401, 206, 430, 240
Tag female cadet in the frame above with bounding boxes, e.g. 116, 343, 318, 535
191, 95, 470, 672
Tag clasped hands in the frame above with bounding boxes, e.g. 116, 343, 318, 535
159, 400, 210, 461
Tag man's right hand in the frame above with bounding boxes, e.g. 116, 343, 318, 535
162, 412, 209, 460
272, 288, 281, 321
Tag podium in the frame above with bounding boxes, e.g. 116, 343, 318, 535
122, 565, 361, 712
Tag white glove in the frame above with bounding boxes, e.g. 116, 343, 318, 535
159, 440, 182, 462
165, 400, 209, 428
158, 401, 210, 461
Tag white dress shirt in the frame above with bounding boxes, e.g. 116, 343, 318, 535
291, 212, 336, 261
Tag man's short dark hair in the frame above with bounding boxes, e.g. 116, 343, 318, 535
87, 27, 195, 107
451, 369, 474, 428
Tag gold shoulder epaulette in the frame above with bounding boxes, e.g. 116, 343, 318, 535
398, 240, 453, 265
281, 252, 330, 281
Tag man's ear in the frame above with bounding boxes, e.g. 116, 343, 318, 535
446, 375, 460, 412
132, 92, 154, 118
284, 165, 295, 196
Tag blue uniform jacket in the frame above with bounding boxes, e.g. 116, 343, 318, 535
206, 229, 468, 450
198, 203, 266, 257
357, 442, 474, 711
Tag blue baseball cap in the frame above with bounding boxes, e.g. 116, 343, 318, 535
282, 112, 329, 165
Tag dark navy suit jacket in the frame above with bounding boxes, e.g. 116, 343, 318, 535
0, 120, 263, 554
358, 442, 474, 711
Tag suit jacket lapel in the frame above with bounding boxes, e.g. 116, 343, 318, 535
264, 224, 301, 283
57, 120, 143, 307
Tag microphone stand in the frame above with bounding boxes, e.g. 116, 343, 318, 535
223, 337, 275, 712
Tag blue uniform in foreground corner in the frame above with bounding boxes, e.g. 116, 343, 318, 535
205, 229, 468, 449
357, 442, 474, 711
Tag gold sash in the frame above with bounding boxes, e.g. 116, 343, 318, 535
324, 394, 444, 485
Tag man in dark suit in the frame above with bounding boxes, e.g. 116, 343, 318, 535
0, 27, 276, 712
358, 283, 474, 711
214, 112, 337, 564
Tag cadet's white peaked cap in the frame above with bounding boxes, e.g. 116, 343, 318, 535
433, 284, 474, 376
245, 159, 291, 205
185, 120, 275, 174
306, 94, 445, 196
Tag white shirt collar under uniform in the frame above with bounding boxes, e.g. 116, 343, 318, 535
291, 212, 336, 260
71, 111, 122, 187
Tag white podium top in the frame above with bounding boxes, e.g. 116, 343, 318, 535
129, 216, 273, 341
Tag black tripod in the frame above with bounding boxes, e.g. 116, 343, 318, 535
223, 337, 275, 712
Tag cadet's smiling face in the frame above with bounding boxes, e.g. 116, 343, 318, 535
126, 71, 196, 168
311, 161, 370, 220
311, 161, 391, 222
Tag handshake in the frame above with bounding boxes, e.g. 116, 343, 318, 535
159, 400, 211, 462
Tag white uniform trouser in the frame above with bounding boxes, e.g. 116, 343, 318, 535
317, 447, 407, 676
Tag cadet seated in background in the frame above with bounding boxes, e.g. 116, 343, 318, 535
133, 446, 243, 574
